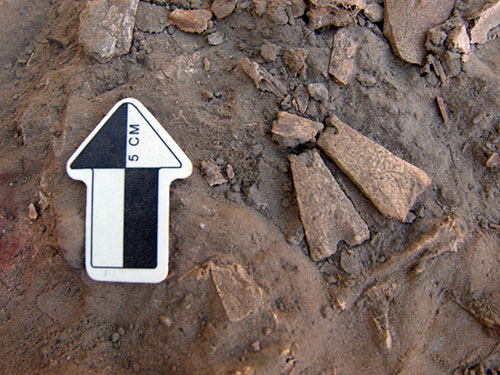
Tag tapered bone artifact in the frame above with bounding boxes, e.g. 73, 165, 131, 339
317, 115, 431, 222
289, 150, 370, 261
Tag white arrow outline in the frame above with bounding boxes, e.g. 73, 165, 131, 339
66, 98, 192, 283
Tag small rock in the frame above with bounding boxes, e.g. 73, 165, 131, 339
203, 57, 211, 71
207, 31, 225, 45
211, 0, 237, 19
168, 9, 212, 34
271, 112, 324, 148
283, 48, 308, 77
469, 0, 500, 45
252, 0, 267, 16
356, 72, 377, 87
289, 150, 370, 261
250, 340, 261, 352
111, 332, 121, 343
118, 327, 125, 336
436, 95, 448, 124
329, 27, 358, 85
210, 262, 262, 321
200, 160, 228, 186
445, 24, 470, 54
28, 203, 38, 221
307, 83, 329, 102
225, 164, 235, 179
79, 0, 139, 62
307, 0, 364, 30
363, 2, 383, 23
263, 327, 272, 335
240, 57, 287, 98
383, 0, 455, 65
317, 115, 431, 222
135, 2, 169, 33
485, 153, 500, 168
266, 0, 289, 24
159, 315, 173, 327
440, 50, 462, 78
260, 42, 280, 63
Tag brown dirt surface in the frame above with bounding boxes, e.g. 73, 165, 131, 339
1, 0, 500, 374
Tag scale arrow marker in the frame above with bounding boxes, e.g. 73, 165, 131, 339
66, 98, 192, 283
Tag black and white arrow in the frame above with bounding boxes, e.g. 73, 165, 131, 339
67, 98, 192, 283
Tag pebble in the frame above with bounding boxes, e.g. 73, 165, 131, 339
118, 327, 125, 336
250, 340, 261, 352
203, 57, 211, 72
307, 83, 329, 102
445, 24, 470, 54
263, 327, 272, 335
111, 332, 121, 343
207, 31, 225, 46
211, 0, 237, 19
363, 2, 384, 23
225, 164, 235, 179
168, 9, 212, 34
79, 0, 139, 62
28, 203, 38, 221
200, 160, 228, 186
271, 111, 323, 148
485, 153, 500, 168
329, 28, 358, 85
260, 41, 280, 62
159, 315, 173, 327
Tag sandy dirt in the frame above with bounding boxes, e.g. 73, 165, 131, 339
0, 0, 499, 374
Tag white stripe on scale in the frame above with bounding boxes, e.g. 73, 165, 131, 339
91, 169, 125, 268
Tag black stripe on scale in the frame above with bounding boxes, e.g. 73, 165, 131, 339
123, 168, 158, 269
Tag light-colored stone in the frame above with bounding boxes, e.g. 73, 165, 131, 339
200, 160, 228, 186
469, 0, 500, 45
207, 31, 225, 45
79, 0, 139, 62
260, 42, 280, 62
210, 262, 262, 322
329, 28, 358, 85
240, 57, 287, 97
272, 112, 323, 148
307, 83, 329, 102
289, 150, 370, 262
317, 115, 431, 222
135, 2, 169, 33
383, 0, 455, 65
168, 9, 212, 34
28, 203, 38, 221
485, 153, 500, 168
445, 24, 470, 54
363, 2, 383, 23
211, 0, 237, 19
